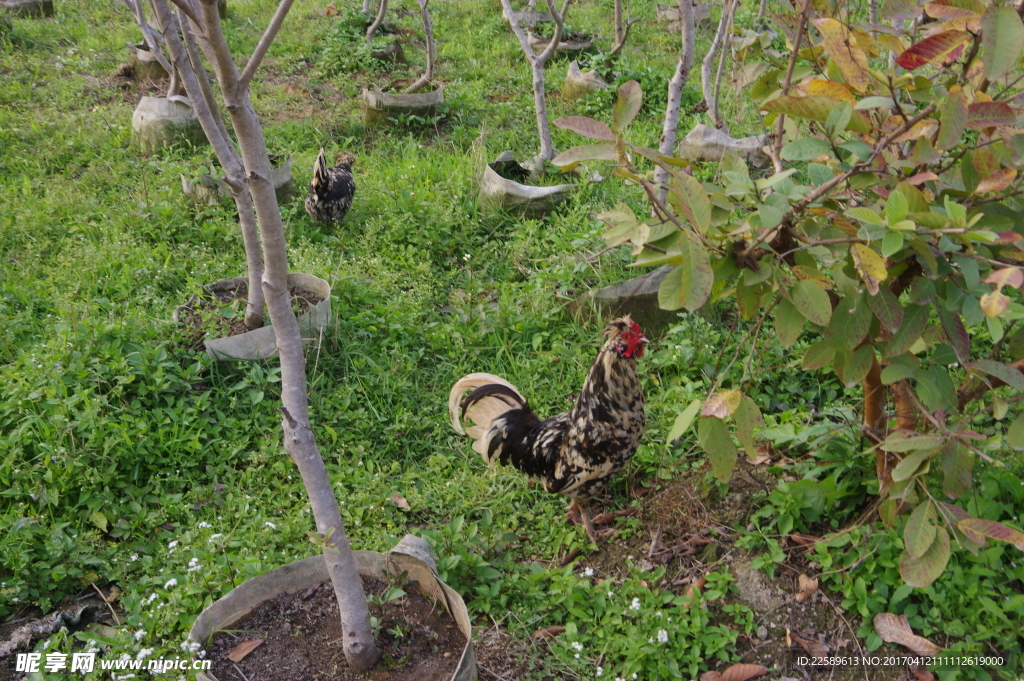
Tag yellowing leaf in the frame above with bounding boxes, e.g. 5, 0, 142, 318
228, 639, 264, 663
850, 243, 888, 295
812, 18, 870, 92
980, 290, 1011, 317
896, 31, 970, 70
975, 168, 1017, 194
802, 79, 856, 103
983, 267, 1024, 290
702, 390, 743, 418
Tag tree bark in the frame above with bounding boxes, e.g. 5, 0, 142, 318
654, 0, 695, 201
366, 0, 388, 43
146, 0, 380, 670
404, 0, 435, 94
499, 0, 572, 162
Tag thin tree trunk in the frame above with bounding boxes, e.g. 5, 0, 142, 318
654, 0, 695, 201
757, 0, 768, 20
710, 0, 734, 132
146, 0, 380, 670
605, 0, 638, 66
499, 0, 572, 162
701, 0, 733, 128
868, 0, 879, 25
366, 0, 388, 43
363, 0, 371, 13
404, 0, 435, 94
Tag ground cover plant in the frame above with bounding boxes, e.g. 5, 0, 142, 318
1, 0, 1023, 680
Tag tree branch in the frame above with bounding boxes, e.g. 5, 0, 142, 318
239, 0, 295, 91
770, 0, 813, 171
366, 0, 388, 44
403, 0, 435, 94
653, 0, 695, 201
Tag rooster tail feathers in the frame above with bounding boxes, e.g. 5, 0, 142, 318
449, 373, 526, 464
312, 148, 327, 191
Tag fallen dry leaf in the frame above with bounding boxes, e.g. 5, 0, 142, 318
911, 667, 937, 681
789, 532, 821, 546
531, 626, 565, 640
227, 639, 263, 662
719, 663, 769, 681
700, 672, 721, 681
387, 493, 411, 510
795, 573, 819, 603
873, 613, 942, 656
792, 634, 827, 656
682, 576, 707, 607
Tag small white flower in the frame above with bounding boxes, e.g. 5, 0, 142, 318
134, 629, 146, 641
574, 654, 581, 659
629, 597, 641, 611
130, 554, 139, 562
657, 629, 669, 643
168, 541, 179, 549
198, 521, 212, 529
265, 521, 276, 529
571, 642, 583, 652
596, 666, 603, 677
583, 567, 594, 577
136, 648, 153, 660
164, 578, 178, 589
208, 533, 223, 542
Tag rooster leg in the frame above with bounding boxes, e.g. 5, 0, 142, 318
580, 502, 602, 544
565, 499, 584, 526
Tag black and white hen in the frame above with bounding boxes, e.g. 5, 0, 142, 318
305, 148, 356, 224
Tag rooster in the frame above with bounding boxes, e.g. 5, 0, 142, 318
305, 148, 356, 224
449, 317, 648, 542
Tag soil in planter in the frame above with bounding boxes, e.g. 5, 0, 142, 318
177, 284, 324, 350
206, 577, 466, 681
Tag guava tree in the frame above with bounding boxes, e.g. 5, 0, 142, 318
555, 0, 1024, 588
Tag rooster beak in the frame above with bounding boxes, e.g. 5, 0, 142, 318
640, 335, 650, 344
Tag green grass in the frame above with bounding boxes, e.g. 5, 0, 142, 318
1, 0, 1022, 679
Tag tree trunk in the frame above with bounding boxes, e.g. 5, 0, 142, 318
654, 0, 695, 201
701, 0, 733, 129
498, 0, 572, 163
142, 0, 380, 670
404, 0, 435, 94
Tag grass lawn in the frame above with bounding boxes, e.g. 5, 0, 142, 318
1, 0, 1022, 679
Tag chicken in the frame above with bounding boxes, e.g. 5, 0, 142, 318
305, 148, 356, 224
449, 316, 648, 542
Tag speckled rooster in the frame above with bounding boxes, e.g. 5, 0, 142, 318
305, 148, 355, 224
449, 317, 648, 542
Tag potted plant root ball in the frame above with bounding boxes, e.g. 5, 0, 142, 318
363, 0, 443, 125
173, 273, 331, 361
527, 23, 593, 53
192, 535, 476, 681
477, 151, 576, 217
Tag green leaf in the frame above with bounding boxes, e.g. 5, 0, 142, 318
657, 231, 713, 312
885, 304, 930, 357
825, 102, 853, 137
936, 306, 970, 363
847, 207, 883, 224
734, 395, 764, 459
762, 95, 873, 132
553, 115, 615, 141
881, 363, 916, 384
904, 501, 937, 558
827, 293, 872, 349
758, 204, 785, 229
882, 230, 904, 257
883, 432, 945, 453
781, 137, 832, 161
754, 168, 799, 191
552, 144, 617, 167
966, 359, 1024, 391
981, 7, 1024, 81
868, 286, 904, 333
89, 511, 108, 533
891, 448, 934, 482
808, 163, 833, 185
886, 190, 909, 225
803, 338, 837, 370
791, 280, 832, 326
854, 96, 895, 110
670, 172, 712, 235
612, 80, 643, 132
1006, 413, 1024, 450
842, 345, 875, 388
775, 298, 805, 348
940, 440, 974, 499
667, 399, 703, 443
699, 416, 738, 482
937, 90, 968, 151
899, 526, 951, 587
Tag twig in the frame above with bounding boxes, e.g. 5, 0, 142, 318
770, 0, 814, 171
90, 582, 122, 626
239, 0, 295, 90
648, 523, 663, 559
366, 0, 388, 43
231, 662, 251, 681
